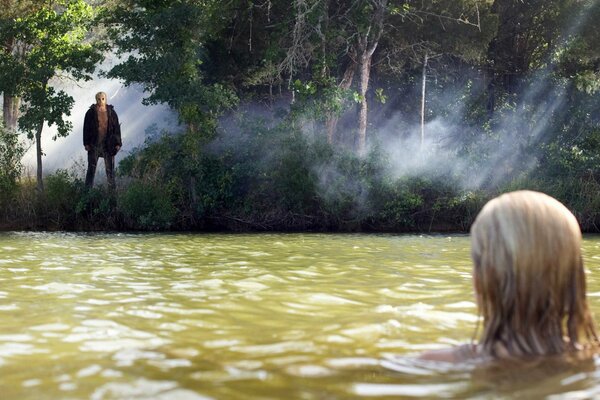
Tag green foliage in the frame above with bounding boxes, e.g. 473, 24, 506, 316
573, 70, 600, 95
0, 122, 25, 205
378, 0, 497, 79
104, 0, 238, 129
44, 169, 81, 227
377, 179, 425, 228
119, 181, 177, 230
45, 170, 79, 209
269, 132, 321, 213
39, 170, 118, 229
118, 124, 236, 227
290, 77, 355, 122
375, 88, 387, 104
0, 0, 101, 139
19, 87, 75, 140
0, 0, 102, 190
556, 1, 600, 94
0, 0, 599, 233
369, 172, 486, 232
75, 185, 115, 222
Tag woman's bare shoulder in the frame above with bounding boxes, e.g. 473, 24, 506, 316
418, 344, 480, 363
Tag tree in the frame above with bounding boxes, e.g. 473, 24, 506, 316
0, 0, 102, 191
335, 0, 492, 151
304, 0, 491, 151
349, 0, 388, 153
104, 0, 238, 209
104, 0, 237, 131
0, 0, 42, 130
203, 0, 356, 143
556, 0, 600, 95
485, 0, 578, 112
380, 0, 496, 145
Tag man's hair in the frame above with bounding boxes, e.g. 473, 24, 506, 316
471, 190, 598, 357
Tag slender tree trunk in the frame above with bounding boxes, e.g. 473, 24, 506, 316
35, 120, 44, 192
11, 96, 19, 129
357, 52, 371, 153
420, 52, 428, 148
2, 94, 20, 130
2, 34, 22, 130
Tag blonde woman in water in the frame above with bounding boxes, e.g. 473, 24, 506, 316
420, 190, 599, 362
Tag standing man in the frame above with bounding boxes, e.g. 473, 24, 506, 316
83, 91, 122, 188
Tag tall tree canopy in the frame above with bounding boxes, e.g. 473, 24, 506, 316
104, 0, 238, 132
0, 0, 43, 129
0, 0, 102, 191
104, 1, 497, 148
0, 0, 598, 232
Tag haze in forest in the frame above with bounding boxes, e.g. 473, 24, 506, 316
22, 63, 581, 191
1, 0, 598, 232
19, 76, 176, 177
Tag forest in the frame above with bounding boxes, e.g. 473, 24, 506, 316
0, 0, 598, 232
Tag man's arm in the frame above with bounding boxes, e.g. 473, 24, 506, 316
83, 109, 93, 151
112, 108, 122, 151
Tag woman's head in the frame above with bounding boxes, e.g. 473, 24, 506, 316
470, 190, 597, 357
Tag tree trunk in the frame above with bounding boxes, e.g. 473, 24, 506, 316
35, 121, 44, 192
356, 51, 372, 154
2, 94, 20, 130
2, 34, 23, 130
353, 0, 387, 154
420, 52, 428, 148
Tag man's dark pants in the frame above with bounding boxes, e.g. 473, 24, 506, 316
85, 147, 115, 189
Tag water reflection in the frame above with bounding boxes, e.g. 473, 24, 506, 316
0, 232, 598, 399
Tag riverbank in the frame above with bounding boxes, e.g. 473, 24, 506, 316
1, 171, 599, 233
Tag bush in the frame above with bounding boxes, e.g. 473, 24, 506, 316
44, 170, 81, 228
119, 181, 177, 230
74, 185, 118, 229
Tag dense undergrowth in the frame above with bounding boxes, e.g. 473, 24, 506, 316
1, 0, 599, 233
1, 113, 599, 233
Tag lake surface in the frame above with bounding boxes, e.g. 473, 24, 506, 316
1, 232, 600, 399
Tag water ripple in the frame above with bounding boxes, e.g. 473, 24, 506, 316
0, 232, 598, 399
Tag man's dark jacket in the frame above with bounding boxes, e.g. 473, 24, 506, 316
83, 104, 122, 156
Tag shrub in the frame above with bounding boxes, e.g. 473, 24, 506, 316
118, 181, 177, 230
74, 185, 118, 229
43, 170, 80, 227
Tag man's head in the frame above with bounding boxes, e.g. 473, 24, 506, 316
95, 92, 107, 107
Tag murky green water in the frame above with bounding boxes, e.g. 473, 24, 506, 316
1, 232, 600, 399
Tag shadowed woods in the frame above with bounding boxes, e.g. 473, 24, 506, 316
0, 0, 599, 232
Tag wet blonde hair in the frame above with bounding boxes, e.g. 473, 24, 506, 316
471, 190, 598, 357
